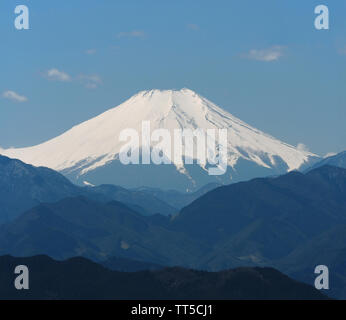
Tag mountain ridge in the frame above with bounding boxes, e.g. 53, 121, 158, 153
1, 164, 346, 297
1, 89, 319, 191
0, 155, 182, 223
2, 164, 346, 269
307, 150, 346, 172
0, 255, 329, 300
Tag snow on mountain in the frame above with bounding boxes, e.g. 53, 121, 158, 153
1, 89, 319, 190
307, 150, 346, 172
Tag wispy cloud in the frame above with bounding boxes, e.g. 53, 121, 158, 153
297, 143, 309, 153
43, 68, 102, 89
2, 90, 28, 103
242, 46, 285, 62
187, 24, 199, 31
324, 152, 337, 158
116, 30, 146, 39
78, 74, 102, 89
44, 68, 72, 82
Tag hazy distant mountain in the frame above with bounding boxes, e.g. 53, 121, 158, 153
2, 163, 343, 298
307, 151, 346, 172
0, 155, 179, 223
0, 255, 328, 300
0, 196, 195, 264
0, 155, 83, 224
86, 184, 177, 216
1, 89, 319, 191
2, 166, 346, 275
132, 182, 220, 209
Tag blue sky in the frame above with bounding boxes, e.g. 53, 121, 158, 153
1, 0, 345, 156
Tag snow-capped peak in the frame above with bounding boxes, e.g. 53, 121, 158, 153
1, 88, 319, 187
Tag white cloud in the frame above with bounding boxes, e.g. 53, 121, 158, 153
78, 74, 102, 89
297, 143, 309, 152
45, 68, 71, 82
2, 90, 28, 103
324, 152, 337, 158
116, 30, 146, 39
242, 46, 285, 62
43, 68, 102, 89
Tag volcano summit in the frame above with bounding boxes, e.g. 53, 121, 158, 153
1, 89, 319, 190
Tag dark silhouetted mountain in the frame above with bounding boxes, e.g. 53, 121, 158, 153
101, 256, 163, 272
172, 165, 346, 268
307, 151, 346, 171
279, 224, 346, 299
0, 255, 328, 300
2, 166, 346, 270
1, 164, 346, 297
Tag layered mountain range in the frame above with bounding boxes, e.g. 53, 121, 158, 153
1, 155, 346, 298
1, 88, 344, 300
0, 155, 216, 223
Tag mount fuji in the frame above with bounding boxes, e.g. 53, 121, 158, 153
1, 89, 319, 191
